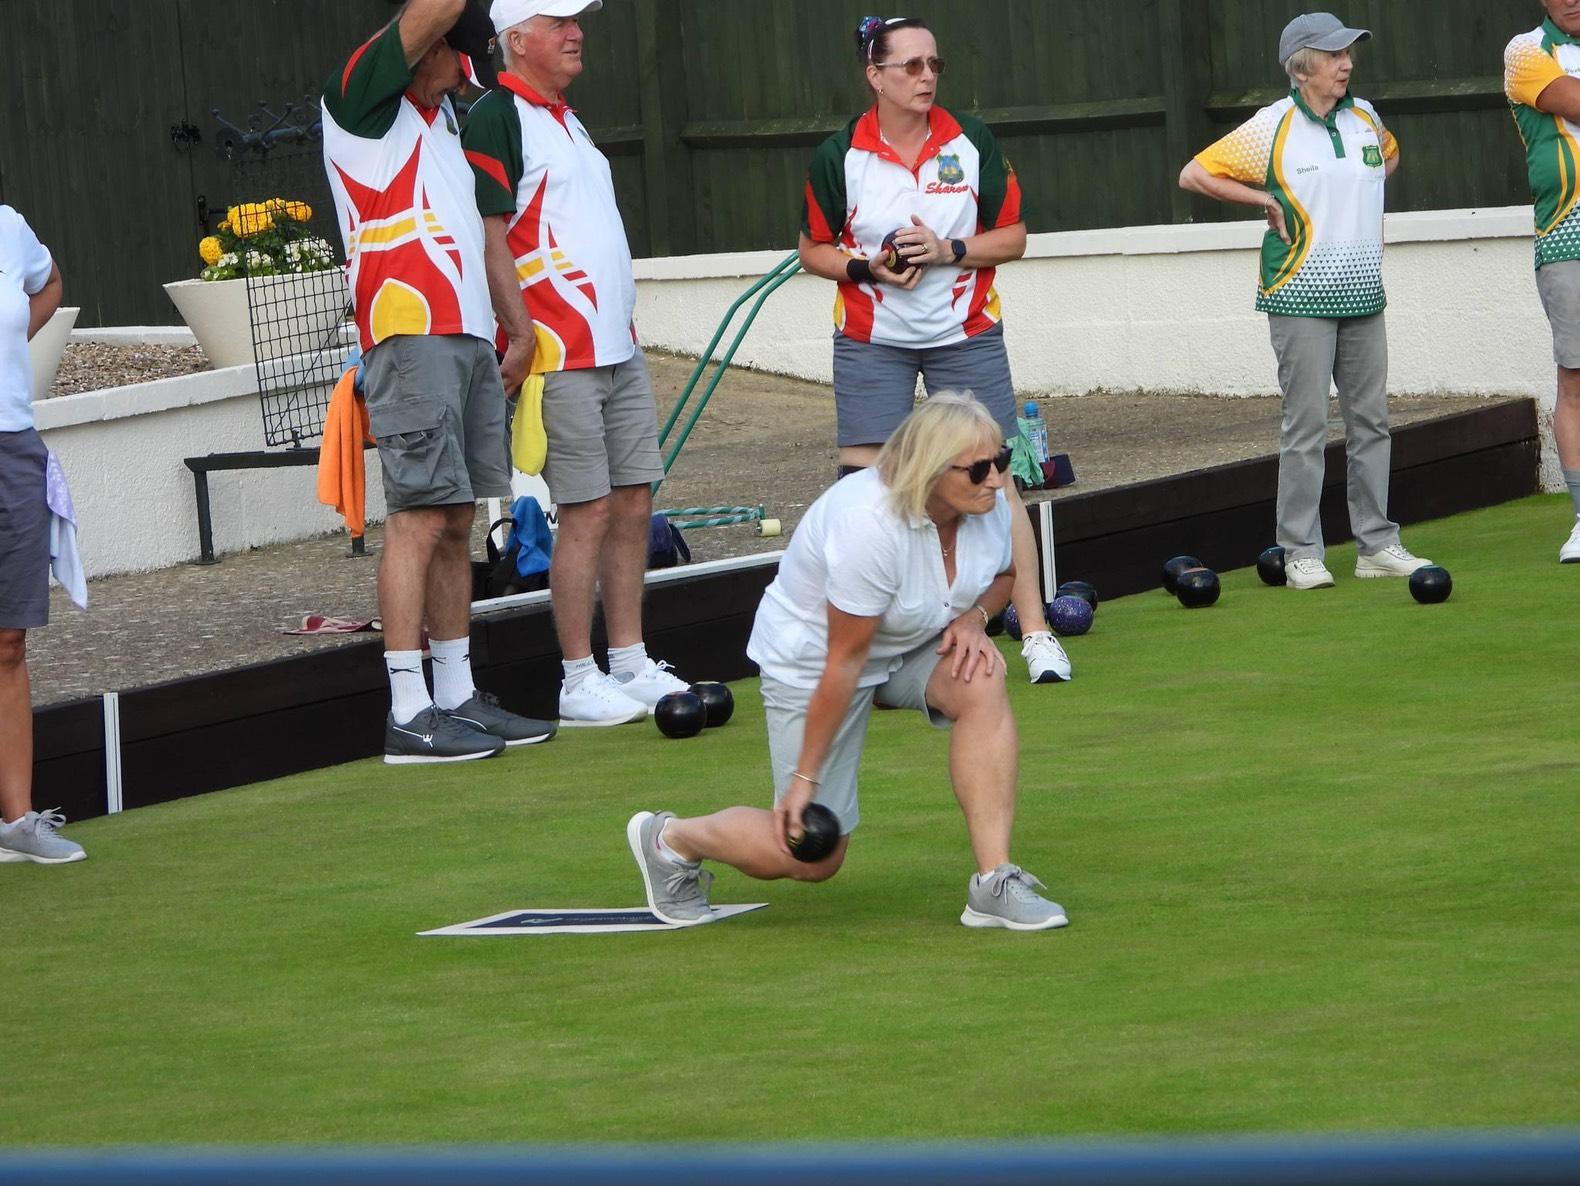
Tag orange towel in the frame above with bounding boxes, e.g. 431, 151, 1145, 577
317, 368, 373, 538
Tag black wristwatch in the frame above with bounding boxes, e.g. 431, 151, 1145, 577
950, 238, 968, 263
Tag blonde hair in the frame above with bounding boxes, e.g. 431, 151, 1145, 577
876, 392, 1004, 521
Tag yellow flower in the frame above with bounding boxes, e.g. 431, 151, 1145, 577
284, 201, 312, 222
198, 236, 223, 266
233, 203, 274, 236
265, 198, 288, 214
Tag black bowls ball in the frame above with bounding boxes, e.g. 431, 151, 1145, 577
788, 802, 841, 863
654, 691, 707, 738
1175, 567, 1221, 608
1055, 580, 1099, 612
1002, 603, 1023, 641
1408, 565, 1453, 604
1162, 555, 1202, 594
689, 681, 734, 727
1257, 545, 1287, 587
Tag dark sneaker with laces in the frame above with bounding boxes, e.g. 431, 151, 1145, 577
446, 692, 556, 747
626, 810, 714, 925
384, 705, 504, 765
961, 863, 1068, 931
0, 809, 86, 865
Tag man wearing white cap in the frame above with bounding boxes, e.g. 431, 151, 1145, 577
1505, 0, 1580, 563
464, 0, 692, 726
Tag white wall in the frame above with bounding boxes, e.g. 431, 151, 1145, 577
633, 206, 1561, 485
35, 350, 386, 579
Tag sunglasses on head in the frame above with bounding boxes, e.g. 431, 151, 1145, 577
876, 55, 946, 76
948, 446, 1013, 485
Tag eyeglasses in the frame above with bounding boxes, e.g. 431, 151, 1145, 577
948, 446, 1012, 485
875, 55, 947, 77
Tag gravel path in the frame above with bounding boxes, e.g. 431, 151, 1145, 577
48, 343, 212, 397
26, 350, 1515, 706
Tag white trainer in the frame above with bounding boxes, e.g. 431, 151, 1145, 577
1286, 557, 1335, 589
613, 658, 692, 712
1355, 543, 1431, 579
559, 673, 649, 727
1021, 631, 1071, 684
1561, 517, 1580, 564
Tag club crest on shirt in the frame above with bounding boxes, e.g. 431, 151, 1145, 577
936, 153, 966, 185
1362, 144, 1383, 168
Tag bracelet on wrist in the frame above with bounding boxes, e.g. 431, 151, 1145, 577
791, 771, 820, 787
846, 257, 875, 285
971, 604, 991, 629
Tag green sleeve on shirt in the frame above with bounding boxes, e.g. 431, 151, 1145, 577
460, 90, 525, 218
958, 112, 1026, 229
322, 19, 413, 140
802, 121, 855, 241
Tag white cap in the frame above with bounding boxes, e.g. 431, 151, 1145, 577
490, 0, 602, 36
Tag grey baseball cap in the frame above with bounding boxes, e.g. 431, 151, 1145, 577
1278, 12, 1371, 66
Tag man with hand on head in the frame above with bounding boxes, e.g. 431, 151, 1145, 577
322, 0, 555, 763
463, 0, 692, 727
1506, 0, 1580, 562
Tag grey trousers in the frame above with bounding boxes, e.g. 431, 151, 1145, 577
1267, 312, 1399, 559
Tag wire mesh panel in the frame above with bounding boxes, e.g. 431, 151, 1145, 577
212, 111, 352, 447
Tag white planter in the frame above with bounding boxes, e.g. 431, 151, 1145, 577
29, 306, 79, 401
163, 272, 349, 370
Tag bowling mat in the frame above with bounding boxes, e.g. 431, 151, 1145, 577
419, 904, 767, 936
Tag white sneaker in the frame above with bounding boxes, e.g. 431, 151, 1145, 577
559, 673, 649, 727
613, 658, 691, 712
1021, 631, 1071, 684
1355, 543, 1431, 579
1561, 517, 1580, 564
1286, 557, 1335, 589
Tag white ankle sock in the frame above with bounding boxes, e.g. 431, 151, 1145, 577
429, 636, 475, 711
655, 821, 696, 866
562, 655, 600, 693
385, 651, 432, 725
607, 642, 649, 678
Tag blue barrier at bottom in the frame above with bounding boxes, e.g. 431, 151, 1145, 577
2, 1136, 1580, 1186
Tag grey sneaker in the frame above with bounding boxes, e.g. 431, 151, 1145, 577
0, 809, 87, 865
626, 810, 714, 925
384, 705, 505, 765
961, 864, 1068, 931
446, 692, 556, 747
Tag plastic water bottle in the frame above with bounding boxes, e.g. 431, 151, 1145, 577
1024, 401, 1049, 465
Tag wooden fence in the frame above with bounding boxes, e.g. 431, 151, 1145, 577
0, 0, 1546, 326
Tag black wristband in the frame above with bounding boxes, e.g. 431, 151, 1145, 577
846, 257, 876, 284
950, 237, 968, 263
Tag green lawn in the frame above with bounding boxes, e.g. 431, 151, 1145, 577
7, 495, 1579, 1144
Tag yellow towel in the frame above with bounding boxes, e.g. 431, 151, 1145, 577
512, 373, 547, 475
317, 368, 373, 538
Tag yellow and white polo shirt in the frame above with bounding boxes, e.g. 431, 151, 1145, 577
1195, 91, 1397, 318
1506, 19, 1580, 269
462, 75, 637, 373
321, 18, 494, 353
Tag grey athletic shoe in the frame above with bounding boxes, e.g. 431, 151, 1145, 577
626, 810, 714, 925
0, 809, 87, 865
961, 864, 1068, 931
384, 705, 504, 765
446, 692, 556, 747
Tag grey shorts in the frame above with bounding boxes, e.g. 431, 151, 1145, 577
541, 351, 665, 505
1536, 260, 1580, 369
362, 334, 511, 513
0, 429, 50, 631
763, 640, 949, 835
831, 323, 1018, 447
